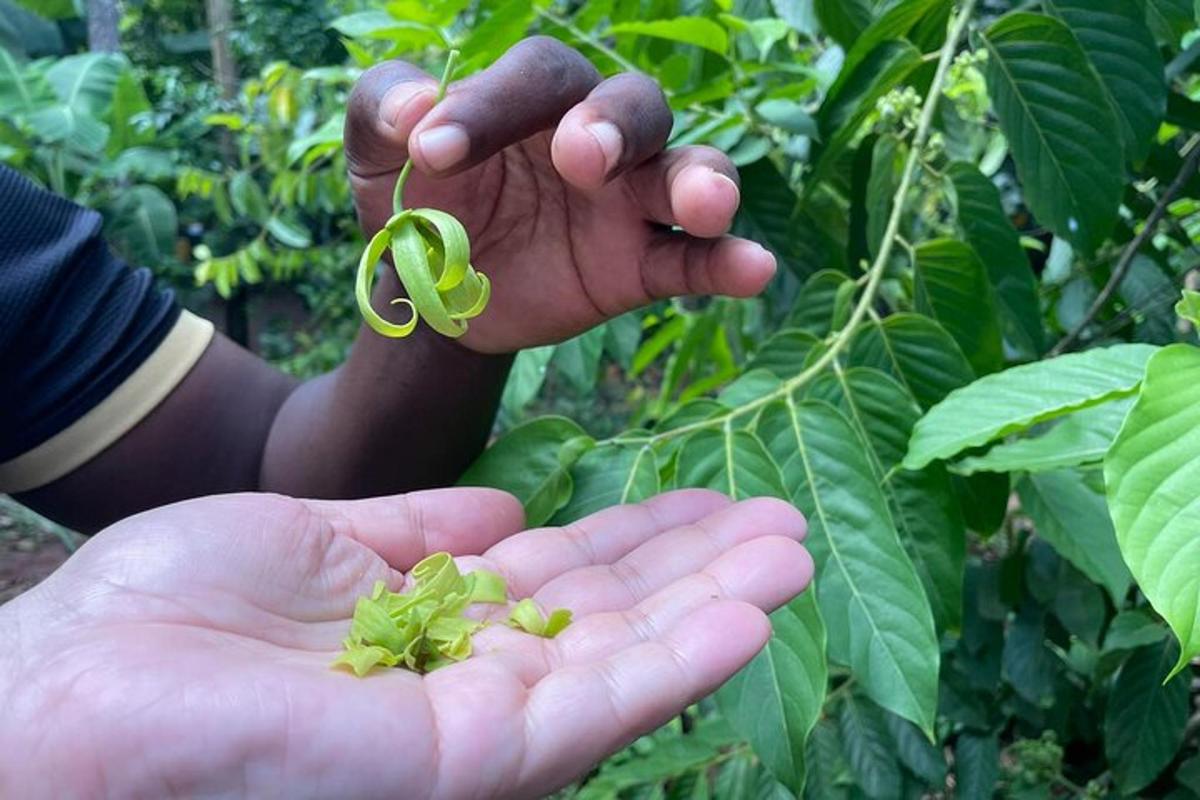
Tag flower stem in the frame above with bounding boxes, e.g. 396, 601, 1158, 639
393, 49, 461, 214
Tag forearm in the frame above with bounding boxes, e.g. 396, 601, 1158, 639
260, 307, 512, 498
17, 298, 509, 529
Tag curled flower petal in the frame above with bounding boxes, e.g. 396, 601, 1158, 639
507, 598, 574, 638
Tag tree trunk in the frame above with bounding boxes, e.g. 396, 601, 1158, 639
86, 0, 120, 52
204, 0, 251, 348
205, 0, 239, 104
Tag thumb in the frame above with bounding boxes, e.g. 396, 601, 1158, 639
345, 60, 439, 180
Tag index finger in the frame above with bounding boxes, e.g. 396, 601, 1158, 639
408, 37, 602, 175
303, 488, 525, 571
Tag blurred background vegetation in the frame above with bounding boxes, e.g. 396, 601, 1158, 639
4, 1, 1200, 797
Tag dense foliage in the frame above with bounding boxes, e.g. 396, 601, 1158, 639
3, 0, 1200, 797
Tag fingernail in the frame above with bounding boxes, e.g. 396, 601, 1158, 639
585, 121, 624, 174
379, 83, 436, 131
710, 170, 740, 203
416, 124, 470, 172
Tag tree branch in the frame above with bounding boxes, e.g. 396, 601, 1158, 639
1051, 139, 1200, 356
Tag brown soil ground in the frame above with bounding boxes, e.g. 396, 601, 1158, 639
0, 498, 80, 604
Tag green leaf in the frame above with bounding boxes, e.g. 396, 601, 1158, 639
955, 732, 1000, 800
676, 428, 788, 500
1144, 0, 1193, 46
734, 159, 830, 279
718, 591, 827, 794
913, 239, 1005, 376
266, 216, 313, 249
457, 0, 534, 72
105, 185, 177, 267
953, 399, 1131, 476
755, 99, 819, 138
838, 695, 902, 800
229, 171, 270, 224
839, 0, 948, 78
809, 368, 965, 630
1017, 469, 1132, 603
770, 0, 818, 37
459, 417, 592, 526
804, 720, 850, 800
287, 113, 345, 165
1105, 344, 1200, 676
848, 313, 976, 411
1105, 640, 1192, 794
905, 343, 1157, 469
107, 70, 152, 156
1043, 0, 1166, 164
12, 0, 75, 19
501, 346, 555, 414
952, 472, 1010, 537
718, 369, 783, 409
813, 0, 872, 48
604, 312, 643, 370
0, 47, 32, 113
1177, 289, 1200, 326
948, 162, 1044, 358
1121, 256, 1180, 345
329, 11, 444, 47
786, 270, 854, 336
45, 52, 124, 116
867, 135, 904, 259
885, 712, 947, 788
1104, 609, 1168, 653
813, 40, 922, 189
552, 444, 659, 523
609, 17, 729, 53
981, 12, 1125, 254
1002, 606, 1058, 705
748, 329, 821, 379
330, 10, 404, 36
581, 720, 741, 798
759, 399, 939, 734
553, 326, 606, 392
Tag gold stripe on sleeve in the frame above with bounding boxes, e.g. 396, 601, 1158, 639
0, 310, 215, 494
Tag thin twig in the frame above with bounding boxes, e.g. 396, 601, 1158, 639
1051, 137, 1200, 355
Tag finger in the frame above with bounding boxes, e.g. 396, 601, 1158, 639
517, 601, 771, 796
552, 535, 813, 666
408, 37, 601, 175
533, 497, 807, 615
550, 72, 673, 191
625, 146, 741, 237
344, 60, 439, 179
303, 488, 525, 571
639, 233, 778, 302
482, 489, 733, 596
467, 532, 812, 684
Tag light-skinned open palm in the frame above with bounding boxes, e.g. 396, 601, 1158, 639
0, 488, 811, 798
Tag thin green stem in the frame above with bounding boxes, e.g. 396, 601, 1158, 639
536, 7, 639, 73
393, 49, 460, 214
606, 0, 977, 448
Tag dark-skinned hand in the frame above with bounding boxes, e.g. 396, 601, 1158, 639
345, 37, 777, 354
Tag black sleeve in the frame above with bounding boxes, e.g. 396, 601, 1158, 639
0, 165, 181, 462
